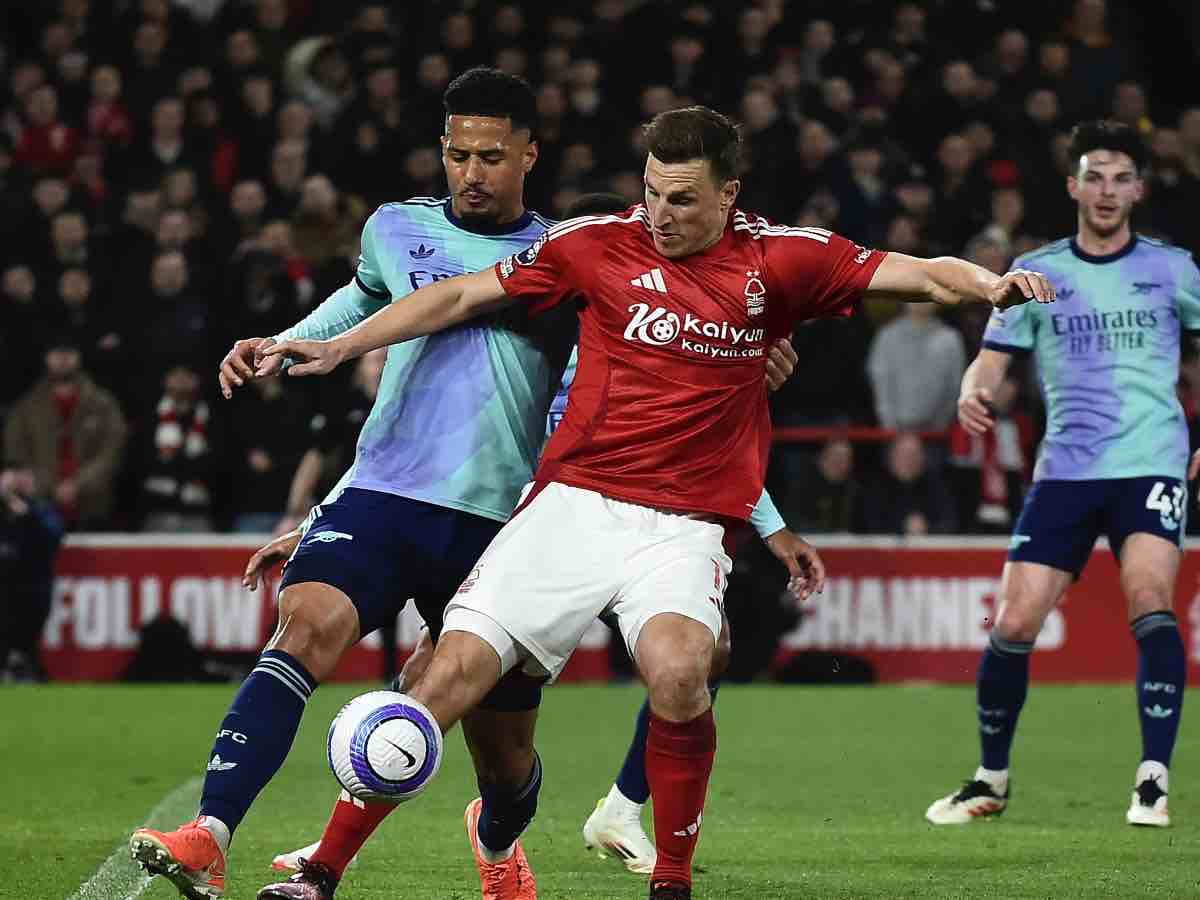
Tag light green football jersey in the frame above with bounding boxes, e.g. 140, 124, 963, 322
278, 197, 574, 521
983, 235, 1200, 481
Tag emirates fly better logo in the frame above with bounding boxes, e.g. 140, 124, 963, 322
623, 303, 765, 358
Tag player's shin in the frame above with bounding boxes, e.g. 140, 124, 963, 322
645, 708, 717, 888
475, 751, 543, 863
1132, 611, 1186, 766
199, 649, 319, 842
976, 632, 1032, 777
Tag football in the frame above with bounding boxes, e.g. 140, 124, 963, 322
327, 691, 443, 802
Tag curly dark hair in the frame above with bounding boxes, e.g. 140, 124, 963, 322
442, 66, 537, 138
1066, 119, 1147, 173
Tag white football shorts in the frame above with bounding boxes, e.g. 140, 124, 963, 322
442, 480, 732, 680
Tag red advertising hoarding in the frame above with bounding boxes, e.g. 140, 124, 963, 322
42, 536, 1200, 683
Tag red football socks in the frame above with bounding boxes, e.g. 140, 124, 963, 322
309, 793, 397, 879
645, 708, 717, 887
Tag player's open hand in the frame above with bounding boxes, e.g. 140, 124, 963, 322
958, 387, 996, 435
991, 269, 1056, 310
243, 526, 302, 590
764, 337, 798, 391
260, 337, 347, 377
764, 529, 826, 602
219, 337, 276, 399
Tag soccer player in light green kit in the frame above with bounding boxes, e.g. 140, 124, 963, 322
927, 120, 1200, 828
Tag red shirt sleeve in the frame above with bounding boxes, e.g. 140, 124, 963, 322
494, 227, 579, 316
761, 227, 887, 321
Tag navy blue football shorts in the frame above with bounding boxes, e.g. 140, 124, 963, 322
280, 487, 543, 710
1008, 476, 1187, 577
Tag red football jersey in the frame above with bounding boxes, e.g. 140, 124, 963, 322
496, 205, 886, 520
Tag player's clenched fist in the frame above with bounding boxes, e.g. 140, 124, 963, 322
219, 336, 278, 398
990, 269, 1056, 310
958, 386, 996, 435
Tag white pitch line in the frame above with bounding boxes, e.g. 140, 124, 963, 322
68, 776, 202, 900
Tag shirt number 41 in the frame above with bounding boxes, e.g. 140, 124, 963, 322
1145, 481, 1186, 531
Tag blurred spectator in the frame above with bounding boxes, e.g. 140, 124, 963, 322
278, 347, 387, 533
928, 132, 989, 250
283, 38, 354, 131
947, 375, 1035, 532
0, 266, 44, 409
141, 251, 212, 395
0, 466, 64, 682
123, 96, 198, 190
228, 375, 312, 533
14, 84, 81, 177
3, 339, 127, 529
858, 432, 954, 535
1062, 0, 1133, 119
137, 364, 221, 532
867, 303, 966, 431
85, 65, 134, 161
776, 438, 860, 534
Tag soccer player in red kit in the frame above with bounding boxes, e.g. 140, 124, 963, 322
267, 106, 1054, 899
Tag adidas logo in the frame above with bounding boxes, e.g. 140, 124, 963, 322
207, 754, 237, 772
672, 811, 702, 837
409, 243, 435, 259
630, 267, 668, 293
1144, 704, 1175, 719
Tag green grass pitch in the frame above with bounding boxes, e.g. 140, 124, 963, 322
5, 683, 1199, 899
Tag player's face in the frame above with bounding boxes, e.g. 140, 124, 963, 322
1067, 149, 1143, 239
442, 115, 537, 225
643, 154, 738, 258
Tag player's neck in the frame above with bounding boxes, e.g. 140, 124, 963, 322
1074, 219, 1133, 258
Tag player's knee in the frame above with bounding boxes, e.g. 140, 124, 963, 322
992, 600, 1046, 642
646, 654, 711, 720
1126, 581, 1172, 619
273, 585, 359, 677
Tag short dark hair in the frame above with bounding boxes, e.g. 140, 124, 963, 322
564, 192, 629, 218
1066, 119, 1146, 173
443, 66, 537, 138
642, 106, 742, 184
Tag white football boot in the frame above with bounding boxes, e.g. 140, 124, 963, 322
582, 785, 657, 874
926, 768, 1009, 824
1126, 762, 1170, 827
270, 841, 357, 872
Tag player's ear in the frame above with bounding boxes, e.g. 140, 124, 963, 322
720, 178, 740, 211
523, 138, 538, 174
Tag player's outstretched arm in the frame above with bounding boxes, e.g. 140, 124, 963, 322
262, 268, 514, 377
958, 349, 1013, 436
865, 253, 1056, 310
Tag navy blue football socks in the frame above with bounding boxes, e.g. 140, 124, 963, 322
1132, 611, 1186, 766
977, 633, 1032, 771
477, 751, 542, 853
199, 649, 318, 835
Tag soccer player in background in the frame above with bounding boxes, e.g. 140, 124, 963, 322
925, 120, 1200, 828
267, 105, 1052, 899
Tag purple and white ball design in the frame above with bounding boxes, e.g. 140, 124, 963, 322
327, 691, 443, 802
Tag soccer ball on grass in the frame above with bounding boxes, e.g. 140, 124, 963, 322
327, 691, 443, 802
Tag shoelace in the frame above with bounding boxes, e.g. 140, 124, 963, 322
953, 779, 1000, 802
291, 858, 339, 895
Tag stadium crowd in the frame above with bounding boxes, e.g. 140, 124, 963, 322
2, 0, 1199, 537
